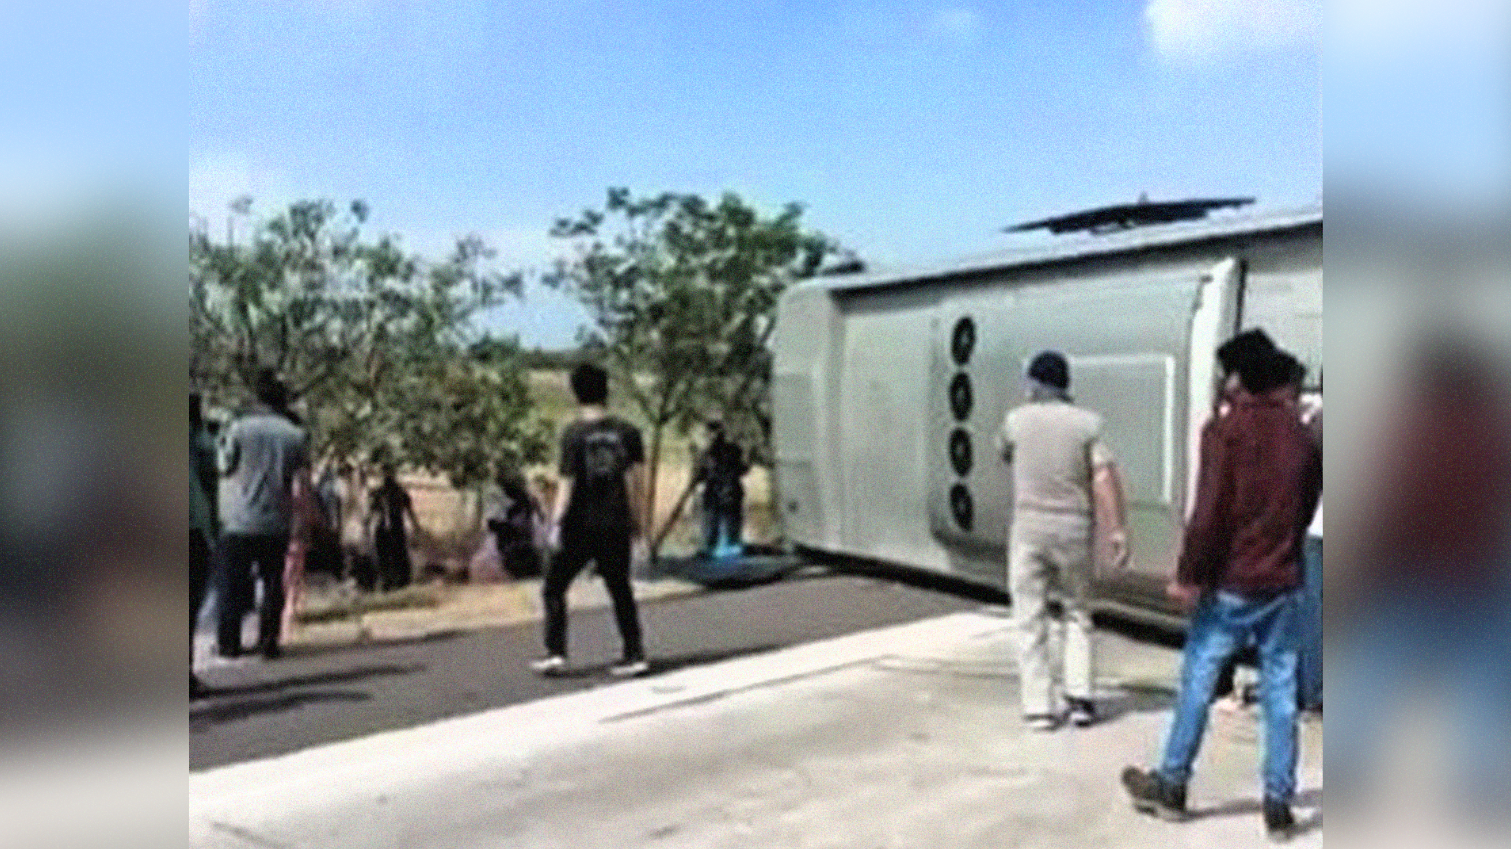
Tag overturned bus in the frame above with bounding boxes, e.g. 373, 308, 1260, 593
771, 204, 1321, 628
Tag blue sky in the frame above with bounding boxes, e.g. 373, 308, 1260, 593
191, 0, 1322, 348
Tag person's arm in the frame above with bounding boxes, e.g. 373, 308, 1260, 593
626, 462, 649, 539
1172, 423, 1233, 606
403, 489, 422, 529
995, 414, 1014, 464
1092, 453, 1130, 569
547, 477, 573, 550
216, 423, 240, 477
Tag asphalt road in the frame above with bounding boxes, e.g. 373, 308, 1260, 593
191, 572, 976, 771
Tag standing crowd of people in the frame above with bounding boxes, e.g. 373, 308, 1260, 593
191, 363, 738, 690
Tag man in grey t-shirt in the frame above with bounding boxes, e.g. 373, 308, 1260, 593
215, 370, 311, 660
996, 351, 1130, 730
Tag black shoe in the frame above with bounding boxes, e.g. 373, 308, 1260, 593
1263, 799, 1296, 841
1121, 766, 1188, 821
259, 643, 282, 660
191, 676, 209, 699
1067, 697, 1096, 727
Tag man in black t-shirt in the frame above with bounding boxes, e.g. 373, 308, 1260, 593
531, 363, 649, 677
695, 419, 748, 557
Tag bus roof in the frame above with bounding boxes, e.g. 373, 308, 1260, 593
801, 205, 1322, 295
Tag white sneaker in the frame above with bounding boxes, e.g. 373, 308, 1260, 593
529, 655, 567, 675
1025, 714, 1060, 732
610, 658, 650, 677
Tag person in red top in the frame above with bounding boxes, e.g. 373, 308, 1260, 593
1122, 343, 1322, 841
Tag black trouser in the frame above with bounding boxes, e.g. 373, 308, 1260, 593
375, 527, 411, 590
542, 527, 642, 660
217, 533, 288, 655
191, 530, 212, 634
192, 530, 212, 681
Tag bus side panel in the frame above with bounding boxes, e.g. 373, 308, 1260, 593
928, 267, 1209, 590
771, 287, 843, 549
830, 287, 948, 571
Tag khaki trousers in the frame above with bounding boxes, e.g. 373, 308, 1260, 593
1008, 516, 1094, 718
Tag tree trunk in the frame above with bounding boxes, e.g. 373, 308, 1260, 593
644, 421, 663, 562
651, 475, 699, 557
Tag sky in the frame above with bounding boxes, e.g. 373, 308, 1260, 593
190, 0, 1323, 349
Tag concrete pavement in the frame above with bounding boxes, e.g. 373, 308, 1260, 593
190, 607, 1322, 848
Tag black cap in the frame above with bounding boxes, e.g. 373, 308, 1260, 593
1027, 351, 1070, 390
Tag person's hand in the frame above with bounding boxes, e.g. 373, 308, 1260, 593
1165, 580, 1201, 611
544, 521, 561, 552
1107, 529, 1130, 570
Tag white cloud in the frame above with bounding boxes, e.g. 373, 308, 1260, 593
1146, 0, 1320, 62
927, 8, 984, 41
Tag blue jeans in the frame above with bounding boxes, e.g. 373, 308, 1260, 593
701, 499, 743, 557
1160, 587, 1301, 803
1298, 535, 1323, 709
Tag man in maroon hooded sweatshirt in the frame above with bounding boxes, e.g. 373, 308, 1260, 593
1121, 345, 1322, 841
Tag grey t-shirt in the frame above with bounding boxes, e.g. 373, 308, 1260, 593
217, 406, 310, 537
996, 399, 1115, 523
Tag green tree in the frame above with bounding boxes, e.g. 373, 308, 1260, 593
545, 188, 836, 552
191, 198, 549, 487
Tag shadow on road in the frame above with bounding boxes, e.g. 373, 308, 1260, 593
1188, 787, 1323, 837
278, 628, 468, 660
1089, 682, 1178, 724
540, 644, 786, 680
202, 663, 427, 698
191, 691, 372, 726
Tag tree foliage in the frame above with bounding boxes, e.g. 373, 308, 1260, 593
545, 188, 837, 542
190, 199, 550, 487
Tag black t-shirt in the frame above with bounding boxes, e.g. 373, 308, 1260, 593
697, 439, 747, 506
559, 415, 644, 533
371, 482, 411, 536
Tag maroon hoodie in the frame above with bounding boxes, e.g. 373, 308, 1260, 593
1177, 387, 1323, 594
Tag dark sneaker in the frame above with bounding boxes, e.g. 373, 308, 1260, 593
191, 676, 210, 700
1067, 697, 1096, 727
610, 657, 650, 677
1263, 799, 1296, 841
259, 642, 282, 660
1121, 766, 1188, 822
529, 655, 568, 676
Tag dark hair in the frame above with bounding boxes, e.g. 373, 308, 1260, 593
1216, 329, 1276, 377
1027, 351, 1070, 391
569, 362, 609, 405
1239, 349, 1301, 395
253, 367, 289, 410
1283, 353, 1307, 388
